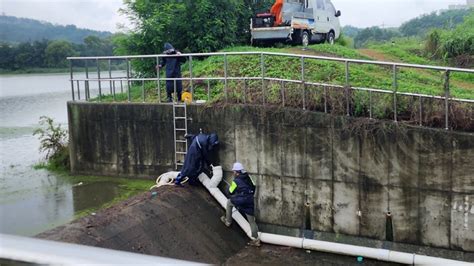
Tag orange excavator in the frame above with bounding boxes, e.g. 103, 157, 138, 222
251, 0, 342, 46
270, 0, 284, 26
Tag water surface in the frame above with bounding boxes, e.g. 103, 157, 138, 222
0, 72, 125, 236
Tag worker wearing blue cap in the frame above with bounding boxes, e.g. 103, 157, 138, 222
221, 162, 260, 247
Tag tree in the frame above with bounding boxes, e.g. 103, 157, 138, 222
423, 13, 474, 67
400, 8, 472, 37
30, 40, 49, 67
353, 27, 400, 48
185, 0, 243, 52
45, 40, 76, 68
82, 35, 114, 56
115, 0, 275, 76
342, 25, 362, 38
117, 0, 275, 54
0, 43, 15, 69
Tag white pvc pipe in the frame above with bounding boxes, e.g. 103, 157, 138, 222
198, 170, 470, 265
198, 172, 252, 238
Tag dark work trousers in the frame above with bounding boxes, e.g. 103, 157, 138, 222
225, 199, 259, 239
166, 79, 182, 102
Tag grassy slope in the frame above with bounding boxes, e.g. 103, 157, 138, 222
99, 43, 472, 104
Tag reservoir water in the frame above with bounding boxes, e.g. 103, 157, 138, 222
0, 72, 123, 236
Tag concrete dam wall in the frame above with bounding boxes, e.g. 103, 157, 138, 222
68, 102, 474, 252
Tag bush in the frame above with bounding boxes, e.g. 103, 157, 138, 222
424, 12, 474, 66
33, 116, 69, 171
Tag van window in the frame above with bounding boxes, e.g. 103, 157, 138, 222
316, 0, 324, 10
325, 0, 336, 14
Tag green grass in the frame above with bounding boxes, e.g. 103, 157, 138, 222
93, 43, 473, 127
369, 38, 474, 94
368, 38, 432, 65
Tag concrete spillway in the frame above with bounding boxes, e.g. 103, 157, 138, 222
37, 186, 397, 265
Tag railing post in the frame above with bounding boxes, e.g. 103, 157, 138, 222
174, 80, 177, 103
96, 59, 102, 102
76, 80, 80, 100
69, 60, 75, 101
207, 79, 211, 102
419, 95, 423, 126
244, 79, 247, 104
324, 86, 328, 113
261, 53, 265, 105
369, 90, 373, 119
301, 57, 305, 110
108, 59, 113, 95
224, 54, 228, 102
189, 55, 193, 101
142, 80, 145, 103
156, 56, 161, 103
345, 61, 350, 116
392, 65, 398, 122
112, 80, 116, 101
281, 80, 285, 107
126, 58, 131, 102
444, 70, 450, 130
85, 60, 90, 101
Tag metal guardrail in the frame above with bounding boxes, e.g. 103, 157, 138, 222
0, 234, 202, 265
67, 51, 474, 130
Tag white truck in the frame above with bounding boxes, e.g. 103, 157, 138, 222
251, 0, 342, 46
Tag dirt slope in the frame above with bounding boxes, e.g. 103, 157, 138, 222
38, 184, 400, 265
37, 186, 247, 264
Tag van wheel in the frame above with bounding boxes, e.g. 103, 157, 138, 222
327, 31, 335, 45
302, 31, 310, 47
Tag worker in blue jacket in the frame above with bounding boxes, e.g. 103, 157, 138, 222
157, 43, 186, 102
221, 162, 260, 247
175, 133, 219, 186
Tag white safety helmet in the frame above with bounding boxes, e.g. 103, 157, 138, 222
232, 162, 245, 172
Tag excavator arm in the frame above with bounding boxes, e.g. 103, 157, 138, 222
270, 0, 284, 26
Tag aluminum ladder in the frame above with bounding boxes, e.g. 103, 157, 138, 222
173, 103, 188, 170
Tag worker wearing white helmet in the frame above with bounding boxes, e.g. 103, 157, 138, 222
221, 162, 260, 247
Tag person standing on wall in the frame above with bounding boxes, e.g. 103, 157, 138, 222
157, 43, 186, 102
221, 162, 261, 247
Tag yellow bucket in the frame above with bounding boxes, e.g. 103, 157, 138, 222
182, 91, 192, 104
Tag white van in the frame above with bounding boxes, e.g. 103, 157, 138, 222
251, 0, 342, 46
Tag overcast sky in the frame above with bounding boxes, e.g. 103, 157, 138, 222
0, 0, 468, 32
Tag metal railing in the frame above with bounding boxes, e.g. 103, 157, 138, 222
0, 234, 201, 265
67, 51, 474, 130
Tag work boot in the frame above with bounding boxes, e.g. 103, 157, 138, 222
174, 178, 183, 186
220, 216, 231, 227
247, 239, 261, 247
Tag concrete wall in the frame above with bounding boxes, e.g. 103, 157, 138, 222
68, 102, 474, 252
